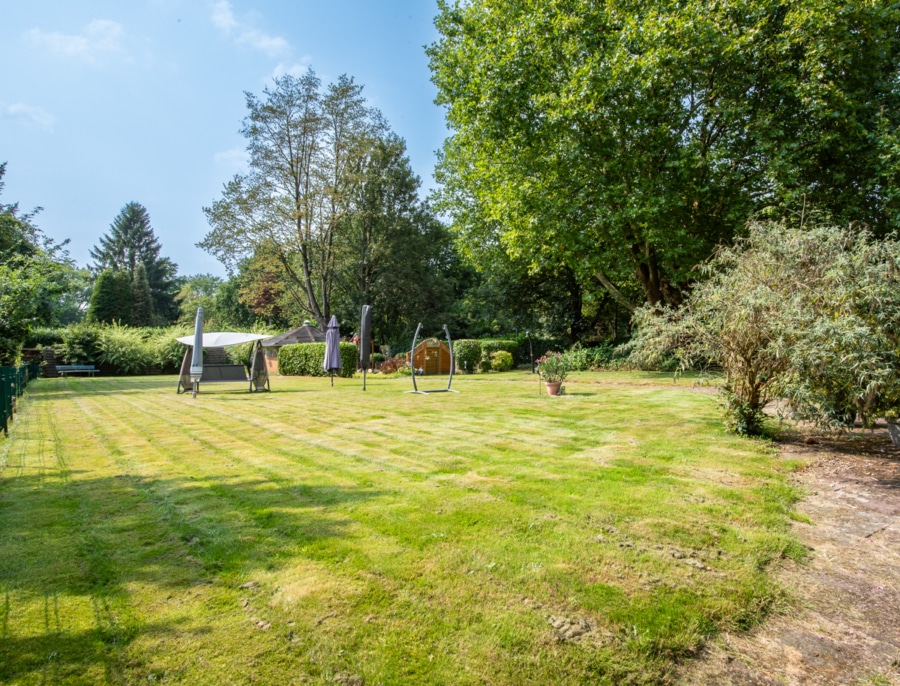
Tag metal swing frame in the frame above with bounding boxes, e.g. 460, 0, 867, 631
408, 323, 458, 394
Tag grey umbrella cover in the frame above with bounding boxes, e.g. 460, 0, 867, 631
324, 315, 342, 373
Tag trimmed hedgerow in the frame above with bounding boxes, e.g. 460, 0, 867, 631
24, 327, 64, 348
455, 339, 519, 373
453, 340, 481, 373
278, 342, 356, 378
479, 339, 519, 358
61, 322, 102, 365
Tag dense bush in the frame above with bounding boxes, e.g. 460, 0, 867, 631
627, 221, 900, 434
479, 339, 519, 358
61, 322, 102, 365
490, 350, 515, 372
454, 339, 519, 373
278, 342, 356, 378
562, 344, 615, 371
96, 323, 154, 374
379, 357, 409, 375
153, 326, 192, 371
454, 340, 481, 373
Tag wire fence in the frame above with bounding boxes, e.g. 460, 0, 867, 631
1, 362, 42, 436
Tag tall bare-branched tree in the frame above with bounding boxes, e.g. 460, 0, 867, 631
201, 71, 385, 329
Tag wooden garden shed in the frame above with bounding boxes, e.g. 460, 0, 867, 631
260, 321, 325, 375
411, 338, 453, 375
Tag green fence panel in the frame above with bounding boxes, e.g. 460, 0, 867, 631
1, 368, 12, 435
1, 363, 38, 436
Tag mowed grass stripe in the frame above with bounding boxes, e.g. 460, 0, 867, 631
95, 377, 439, 481
1, 375, 804, 685
39, 384, 324, 682
68, 389, 348, 570
0, 384, 154, 684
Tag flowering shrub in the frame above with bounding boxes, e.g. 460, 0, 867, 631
536, 351, 568, 383
379, 357, 410, 374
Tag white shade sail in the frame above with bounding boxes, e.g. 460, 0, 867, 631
176, 332, 269, 347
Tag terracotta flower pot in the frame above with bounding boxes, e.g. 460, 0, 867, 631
545, 381, 562, 396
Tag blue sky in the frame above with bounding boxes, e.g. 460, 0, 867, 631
1, 0, 448, 277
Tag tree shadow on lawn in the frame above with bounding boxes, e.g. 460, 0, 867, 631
0, 607, 185, 685
1, 470, 381, 596
0, 469, 381, 680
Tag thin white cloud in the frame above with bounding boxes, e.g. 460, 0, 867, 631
210, 0, 238, 33
214, 147, 249, 172
26, 19, 127, 65
210, 1, 290, 58
0, 101, 55, 131
271, 59, 312, 80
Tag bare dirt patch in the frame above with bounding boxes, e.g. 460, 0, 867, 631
680, 425, 900, 685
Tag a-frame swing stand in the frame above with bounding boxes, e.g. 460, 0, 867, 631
408, 323, 459, 395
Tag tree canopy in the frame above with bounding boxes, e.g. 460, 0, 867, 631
201, 72, 387, 330
201, 72, 455, 345
0, 163, 72, 363
429, 0, 900, 308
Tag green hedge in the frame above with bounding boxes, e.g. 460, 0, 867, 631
278, 342, 357, 377
454, 339, 519, 373
454, 340, 481, 373
479, 339, 519, 357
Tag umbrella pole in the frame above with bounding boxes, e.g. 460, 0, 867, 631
331, 370, 334, 387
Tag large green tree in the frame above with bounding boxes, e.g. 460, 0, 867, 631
429, 0, 900, 308
90, 202, 178, 323
0, 163, 71, 363
331, 135, 457, 345
201, 72, 386, 329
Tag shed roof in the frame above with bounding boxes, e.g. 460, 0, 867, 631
261, 322, 326, 347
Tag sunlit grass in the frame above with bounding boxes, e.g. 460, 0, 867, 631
0, 371, 801, 685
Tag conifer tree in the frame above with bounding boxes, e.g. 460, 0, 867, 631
131, 262, 153, 327
87, 269, 133, 324
90, 202, 178, 323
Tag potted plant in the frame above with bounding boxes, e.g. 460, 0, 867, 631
537, 351, 568, 396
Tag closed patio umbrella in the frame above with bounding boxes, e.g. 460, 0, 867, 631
190, 307, 204, 398
359, 304, 372, 391
323, 315, 342, 386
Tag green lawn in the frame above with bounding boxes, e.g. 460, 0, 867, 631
0, 372, 803, 685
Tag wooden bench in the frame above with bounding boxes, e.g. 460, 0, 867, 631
57, 365, 99, 377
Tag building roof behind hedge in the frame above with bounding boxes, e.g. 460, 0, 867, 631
261, 322, 326, 347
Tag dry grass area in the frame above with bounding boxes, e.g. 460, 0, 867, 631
680, 428, 900, 686
0, 372, 804, 685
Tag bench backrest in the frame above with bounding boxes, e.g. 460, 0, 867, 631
200, 364, 247, 382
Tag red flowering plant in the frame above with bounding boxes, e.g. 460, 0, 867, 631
536, 351, 568, 384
